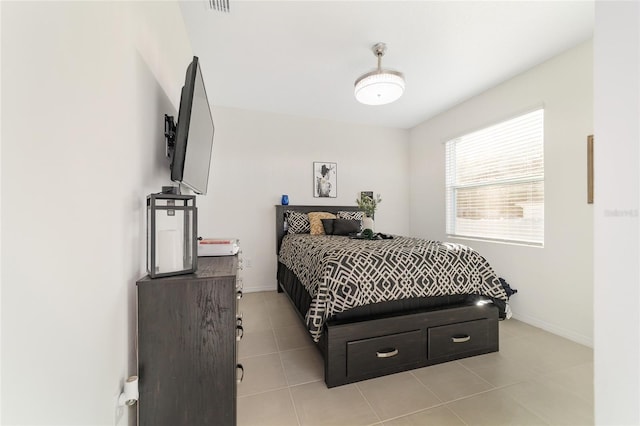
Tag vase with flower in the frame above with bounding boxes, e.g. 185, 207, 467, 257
356, 193, 382, 232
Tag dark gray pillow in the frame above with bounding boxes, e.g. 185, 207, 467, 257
321, 218, 335, 235
332, 219, 361, 236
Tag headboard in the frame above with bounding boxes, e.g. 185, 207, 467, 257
275, 205, 362, 253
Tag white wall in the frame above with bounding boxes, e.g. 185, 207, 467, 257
409, 41, 594, 346
1, 2, 192, 424
593, 1, 640, 424
197, 107, 410, 292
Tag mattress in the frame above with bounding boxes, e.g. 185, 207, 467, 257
278, 234, 508, 342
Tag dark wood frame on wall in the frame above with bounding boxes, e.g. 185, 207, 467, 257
587, 135, 594, 204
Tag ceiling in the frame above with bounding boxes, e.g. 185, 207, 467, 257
179, 1, 594, 129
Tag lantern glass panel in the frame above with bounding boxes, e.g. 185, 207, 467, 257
147, 194, 197, 278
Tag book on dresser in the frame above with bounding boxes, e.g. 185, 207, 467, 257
197, 238, 240, 257
137, 255, 240, 426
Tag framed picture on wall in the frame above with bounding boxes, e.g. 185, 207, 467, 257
360, 191, 373, 200
313, 162, 337, 198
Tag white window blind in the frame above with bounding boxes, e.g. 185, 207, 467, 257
445, 109, 544, 246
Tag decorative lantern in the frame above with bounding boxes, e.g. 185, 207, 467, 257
147, 191, 197, 278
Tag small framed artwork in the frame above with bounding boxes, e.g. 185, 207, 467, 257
313, 162, 337, 198
360, 191, 373, 200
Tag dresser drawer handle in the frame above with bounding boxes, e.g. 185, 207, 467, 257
236, 325, 244, 341
236, 290, 243, 300
376, 348, 399, 358
236, 364, 244, 383
452, 335, 471, 343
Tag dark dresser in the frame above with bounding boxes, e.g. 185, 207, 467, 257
137, 255, 240, 426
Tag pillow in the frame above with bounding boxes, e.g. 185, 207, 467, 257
321, 218, 335, 235
286, 211, 310, 234
337, 211, 364, 231
337, 211, 364, 221
332, 219, 361, 236
308, 212, 337, 235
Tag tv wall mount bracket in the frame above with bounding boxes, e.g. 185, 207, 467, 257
164, 114, 176, 159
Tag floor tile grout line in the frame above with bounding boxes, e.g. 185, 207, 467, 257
376, 401, 471, 426
283, 377, 324, 388
409, 370, 446, 404
398, 383, 549, 426
237, 384, 291, 399
238, 327, 280, 360
349, 370, 444, 421
405, 370, 471, 425
273, 312, 317, 426
476, 383, 555, 426
277, 350, 303, 426
515, 373, 595, 422
451, 380, 555, 425
409, 363, 512, 406
354, 382, 383, 425
455, 358, 501, 389
270, 327, 281, 352
271, 324, 304, 425
446, 404, 470, 426
238, 350, 280, 361
411, 378, 527, 408
534, 362, 595, 405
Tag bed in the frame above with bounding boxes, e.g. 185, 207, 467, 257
275, 205, 510, 387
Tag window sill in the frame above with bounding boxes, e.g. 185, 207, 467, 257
447, 235, 544, 249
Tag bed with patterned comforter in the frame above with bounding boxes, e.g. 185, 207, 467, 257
278, 233, 509, 342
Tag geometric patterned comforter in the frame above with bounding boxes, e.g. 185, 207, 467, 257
278, 234, 508, 342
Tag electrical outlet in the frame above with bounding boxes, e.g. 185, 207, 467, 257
244, 258, 252, 268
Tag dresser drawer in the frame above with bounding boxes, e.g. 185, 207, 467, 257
428, 319, 493, 360
347, 330, 424, 378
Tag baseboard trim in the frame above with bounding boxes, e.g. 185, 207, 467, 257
512, 312, 593, 348
242, 284, 277, 293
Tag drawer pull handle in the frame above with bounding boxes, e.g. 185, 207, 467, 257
236, 325, 244, 341
237, 364, 244, 383
236, 290, 243, 300
452, 335, 471, 343
376, 348, 399, 358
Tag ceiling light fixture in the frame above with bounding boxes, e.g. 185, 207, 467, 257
354, 43, 405, 106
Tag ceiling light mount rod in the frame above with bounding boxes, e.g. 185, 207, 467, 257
354, 42, 405, 106
373, 42, 386, 70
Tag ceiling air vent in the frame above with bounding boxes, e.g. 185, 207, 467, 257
208, 0, 229, 13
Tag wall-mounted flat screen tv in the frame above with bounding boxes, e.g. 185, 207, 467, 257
166, 56, 214, 195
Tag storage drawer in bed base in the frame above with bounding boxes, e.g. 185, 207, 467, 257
319, 303, 498, 388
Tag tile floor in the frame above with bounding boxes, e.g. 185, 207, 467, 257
237, 291, 593, 426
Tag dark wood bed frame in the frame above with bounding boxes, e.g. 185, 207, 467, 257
275, 205, 499, 388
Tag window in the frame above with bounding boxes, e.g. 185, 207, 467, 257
445, 109, 544, 246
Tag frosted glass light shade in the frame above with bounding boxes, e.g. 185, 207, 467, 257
354, 70, 405, 106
